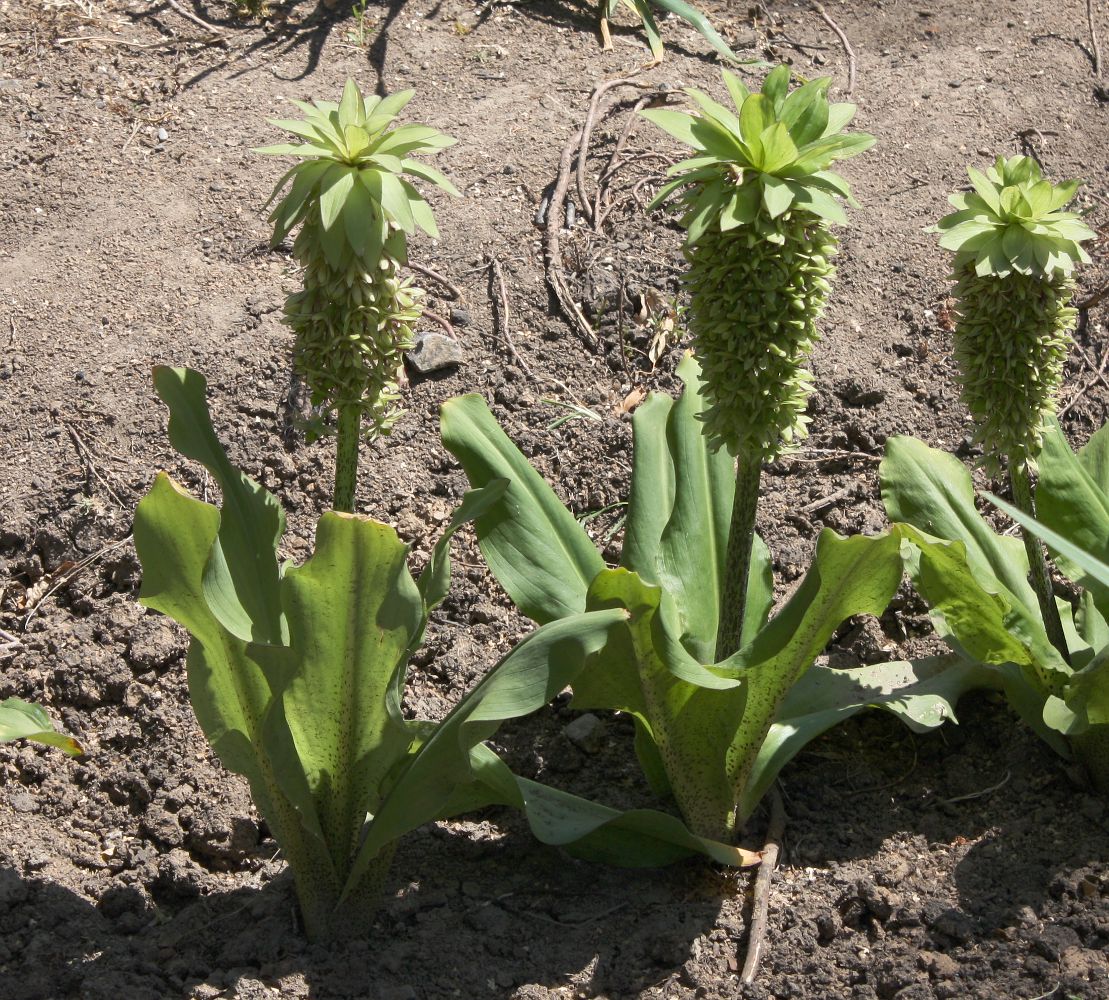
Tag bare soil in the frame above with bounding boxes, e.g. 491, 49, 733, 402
1, 0, 1108, 997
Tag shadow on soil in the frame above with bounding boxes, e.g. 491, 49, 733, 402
0, 827, 730, 1000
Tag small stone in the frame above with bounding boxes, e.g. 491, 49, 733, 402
563, 713, 605, 753
449, 307, 470, 327
406, 332, 464, 374
156, 127, 168, 141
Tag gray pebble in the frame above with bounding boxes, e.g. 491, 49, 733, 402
406, 332, 464, 374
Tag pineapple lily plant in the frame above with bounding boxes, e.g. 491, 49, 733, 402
881, 158, 1107, 791
442, 67, 977, 846
640, 64, 873, 659
257, 79, 459, 512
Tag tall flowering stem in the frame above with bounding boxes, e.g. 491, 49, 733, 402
257, 80, 459, 511
642, 65, 873, 661
933, 155, 1094, 660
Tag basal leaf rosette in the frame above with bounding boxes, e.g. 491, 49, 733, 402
933, 155, 1095, 473
642, 64, 874, 459
257, 79, 459, 439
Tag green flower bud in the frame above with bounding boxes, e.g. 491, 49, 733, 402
931, 156, 1094, 472
256, 80, 459, 441
641, 65, 873, 458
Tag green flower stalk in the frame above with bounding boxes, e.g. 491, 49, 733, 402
257, 79, 459, 511
933, 155, 1094, 661
642, 65, 874, 660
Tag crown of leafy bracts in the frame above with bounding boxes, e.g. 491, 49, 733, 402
933, 156, 1094, 279
256, 79, 460, 269
641, 65, 875, 242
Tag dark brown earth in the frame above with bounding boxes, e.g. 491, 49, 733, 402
2, 0, 1108, 997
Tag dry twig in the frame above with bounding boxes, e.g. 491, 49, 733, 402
421, 309, 456, 339
545, 78, 659, 349
576, 78, 654, 228
812, 2, 856, 94
741, 787, 786, 983
408, 260, 463, 301
160, 0, 224, 36
62, 421, 127, 510
0, 627, 22, 660
546, 123, 598, 349
939, 769, 1011, 805
23, 537, 133, 629
486, 255, 536, 383
1088, 0, 1103, 77
1058, 339, 1109, 417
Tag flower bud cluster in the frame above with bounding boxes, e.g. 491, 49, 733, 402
952, 265, 1076, 474
687, 216, 837, 458
285, 214, 421, 439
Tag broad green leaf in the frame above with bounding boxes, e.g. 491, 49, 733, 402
365, 89, 416, 134
720, 184, 760, 229
880, 436, 1035, 607
440, 395, 605, 623
719, 530, 904, 820
684, 87, 740, 135
268, 160, 331, 243
657, 353, 736, 662
399, 159, 462, 198
721, 70, 750, 112
743, 535, 774, 646
738, 654, 991, 817
639, 109, 699, 148
779, 79, 830, 145
268, 119, 331, 146
627, 0, 663, 62
0, 698, 81, 756
399, 179, 439, 239
648, 0, 741, 64
1078, 420, 1109, 494
135, 474, 328, 871
151, 368, 286, 645
788, 183, 848, 225
893, 523, 1061, 688
966, 165, 1002, 214
622, 391, 675, 580
761, 64, 791, 110
341, 174, 376, 258
270, 515, 421, 865
822, 102, 856, 136
577, 569, 747, 841
460, 746, 760, 868
348, 607, 629, 891
738, 93, 771, 157
761, 175, 794, 218
338, 79, 366, 128
759, 122, 799, 174
319, 166, 356, 232
415, 481, 509, 614
1037, 419, 1109, 616
374, 124, 455, 156
363, 169, 415, 233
